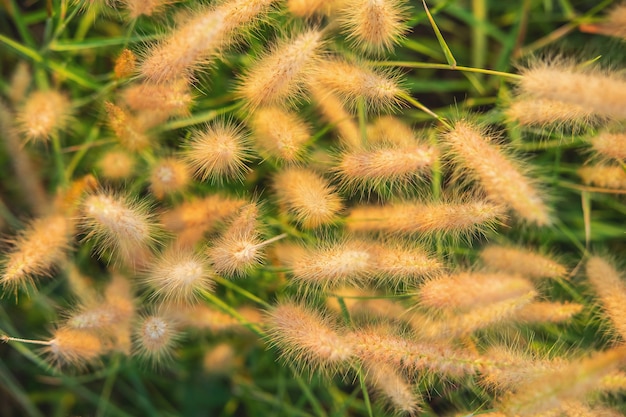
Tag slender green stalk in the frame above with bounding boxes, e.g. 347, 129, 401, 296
373, 61, 522, 80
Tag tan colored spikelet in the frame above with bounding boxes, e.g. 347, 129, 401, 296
208, 203, 281, 278
123, 79, 193, 119
364, 363, 422, 415
514, 301, 584, 324
444, 121, 551, 226
346, 200, 505, 238
287, 0, 334, 17
8, 62, 31, 104
170, 304, 260, 333
352, 326, 485, 378
160, 194, 246, 247
288, 239, 374, 290
144, 247, 214, 303
17, 90, 72, 143
203, 343, 239, 375
45, 327, 103, 368
114, 49, 137, 79
310, 58, 405, 112
589, 131, 626, 162
184, 120, 251, 183
418, 272, 535, 312
141, 0, 277, 83
248, 107, 310, 163
518, 61, 626, 120
578, 165, 626, 190
1, 214, 72, 293
135, 314, 180, 364
0, 102, 48, 215
98, 149, 136, 181
586, 256, 626, 340
66, 265, 98, 303
480, 245, 568, 280
368, 115, 418, 147
369, 241, 443, 285
53, 174, 99, 217
479, 345, 568, 392
310, 85, 361, 148
267, 301, 355, 374
121, 0, 172, 18
506, 97, 600, 129
104, 102, 151, 151
499, 347, 626, 416
414, 291, 537, 341
335, 142, 437, 193
339, 0, 409, 54
80, 191, 158, 266
238, 29, 325, 109
66, 299, 134, 355
273, 167, 343, 228
149, 158, 190, 199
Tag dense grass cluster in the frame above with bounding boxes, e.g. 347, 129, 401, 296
1, 0, 626, 416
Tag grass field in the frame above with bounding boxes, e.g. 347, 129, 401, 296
1, 0, 626, 416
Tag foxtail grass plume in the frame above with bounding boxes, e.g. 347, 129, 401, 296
514, 301, 584, 324
273, 167, 343, 228
444, 121, 551, 226
586, 256, 626, 341
141, 0, 277, 83
267, 301, 355, 375
589, 131, 626, 162
248, 107, 311, 163
506, 97, 600, 129
122, 79, 193, 120
479, 245, 568, 280
288, 239, 373, 290
8, 61, 31, 104
160, 195, 246, 247
578, 165, 626, 190
339, 0, 409, 54
351, 326, 484, 378
368, 115, 419, 147
97, 149, 136, 181
518, 60, 626, 120
184, 120, 251, 183
104, 102, 151, 151
310, 85, 361, 148
149, 158, 190, 199
17, 90, 72, 143
44, 327, 104, 368
310, 58, 405, 113
208, 203, 283, 278
287, 0, 334, 17
334, 142, 437, 194
412, 291, 537, 341
1, 214, 72, 293
499, 347, 626, 416
120, 0, 172, 18
80, 191, 158, 265
418, 272, 535, 312
238, 29, 325, 110
364, 363, 422, 415
135, 314, 180, 365
368, 241, 443, 286
346, 199, 505, 239
144, 247, 214, 304
113, 49, 137, 79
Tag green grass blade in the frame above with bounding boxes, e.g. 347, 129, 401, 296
422, 0, 456, 67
